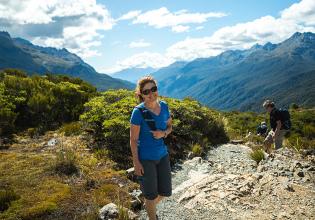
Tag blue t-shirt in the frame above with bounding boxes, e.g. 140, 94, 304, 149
130, 101, 170, 160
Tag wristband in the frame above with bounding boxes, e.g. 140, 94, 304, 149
164, 130, 167, 138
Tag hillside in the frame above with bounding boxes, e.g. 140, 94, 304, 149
1, 69, 314, 219
152, 32, 315, 111
0, 31, 135, 92
239, 69, 315, 112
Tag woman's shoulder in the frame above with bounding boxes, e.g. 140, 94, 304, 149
132, 103, 144, 115
159, 100, 168, 106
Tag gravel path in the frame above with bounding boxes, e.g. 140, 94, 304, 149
138, 144, 254, 220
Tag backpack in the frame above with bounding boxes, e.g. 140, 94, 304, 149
279, 108, 291, 130
135, 105, 156, 131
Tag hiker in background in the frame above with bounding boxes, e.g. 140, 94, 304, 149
263, 100, 285, 154
130, 75, 172, 220
257, 121, 268, 137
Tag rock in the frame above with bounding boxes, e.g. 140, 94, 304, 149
141, 144, 315, 220
191, 157, 202, 163
293, 161, 301, 168
295, 170, 305, 177
188, 152, 194, 159
230, 140, 243, 144
99, 203, 119, 220
281, 181, 294, 192
47, 138, 58, 146
126, 167, 137, 181
306, 166, 315, 171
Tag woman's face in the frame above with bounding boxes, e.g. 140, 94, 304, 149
142, 82, 158, 102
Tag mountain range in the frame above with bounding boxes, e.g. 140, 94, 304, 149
1, 31, 314, 112
0, 31, 135, 92
109, 67, 159, 83
151, 32, 315, 112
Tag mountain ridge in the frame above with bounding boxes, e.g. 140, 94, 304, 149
153, 32, 315, 111
0, 31, 135, 92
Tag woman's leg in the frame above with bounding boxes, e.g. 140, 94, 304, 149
145, 195, 165, 220
145, 199, 157, 220
155, 195, 165, 204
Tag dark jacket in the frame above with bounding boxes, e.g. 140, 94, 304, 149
257, 125, 267, 135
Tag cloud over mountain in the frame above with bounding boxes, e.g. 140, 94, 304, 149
0, 0, 114, 58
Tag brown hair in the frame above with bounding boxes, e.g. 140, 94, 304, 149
135, 75, 157, 103
263, 100, 275, 108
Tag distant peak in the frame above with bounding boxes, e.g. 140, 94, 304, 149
14, 37, 33, 45
0, 31, 10, 38
290, 31, 315, 40
250, 43, 262, 50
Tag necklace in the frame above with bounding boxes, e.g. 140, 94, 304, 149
145, 102, 160, 114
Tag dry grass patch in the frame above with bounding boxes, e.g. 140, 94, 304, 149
0, 133, 140, 219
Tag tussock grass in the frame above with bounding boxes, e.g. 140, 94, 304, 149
191, 143, 203, 157
247, 147, 266, 164
0, 134, 139, 220
0, 188, 20, 212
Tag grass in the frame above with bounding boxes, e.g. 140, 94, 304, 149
0, 132, 139, 220
247, 147, 266, 164
191, 143, 203, 157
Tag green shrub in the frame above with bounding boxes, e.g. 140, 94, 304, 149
94, 148, 109, 160
247, 147, 265, 164
0, 69, 98, 136
60, 122, 81, 136
54, 145, 78, 175
192, 143, 203, 157
302, 125, 315, 139
0, 188, 20, 212
21, 201, 57, 220
80, 90, 228, 168
290, 103, 299, 110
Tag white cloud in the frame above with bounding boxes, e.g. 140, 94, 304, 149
111, 41, 121, 45
165, 13, 315, 62
0, 0, 115, 58
132, 7, 227, 28
172, 25, 190, 33
129, 39, 151, 48
195, 26, 204, 30
109, 0, 315, 72
117, 10, 142, 21
280, 0, 315, 25
103, 52, 175, 73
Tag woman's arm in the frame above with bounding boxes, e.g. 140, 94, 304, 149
150, 118, 172, 139
130, 123, 144, 176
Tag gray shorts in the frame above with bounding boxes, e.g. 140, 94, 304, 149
264, 129, 285, 149
138, 154, 172, 200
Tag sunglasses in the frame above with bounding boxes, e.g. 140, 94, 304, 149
142, 86, 158, 95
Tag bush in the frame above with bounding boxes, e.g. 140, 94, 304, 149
0, 188, 20, 212
247, 147, 266, 164
192, 143, 203, 157
80, 90, 228, 168
21, 201, 57, 220
290, 103, 299, 110
54, 145, 78, 175
60, 122, 81, 136
0, 69, 98, 136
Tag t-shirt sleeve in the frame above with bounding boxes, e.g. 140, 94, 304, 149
130, 108, 142, 126
163, 101, 171, 120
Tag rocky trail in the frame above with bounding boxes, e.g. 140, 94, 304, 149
138, 144, 315, 220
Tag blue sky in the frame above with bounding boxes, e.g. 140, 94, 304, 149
1, 0, 315, 74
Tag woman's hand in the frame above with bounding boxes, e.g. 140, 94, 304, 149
150, 129, 165, 139
134, 162, 144, 176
